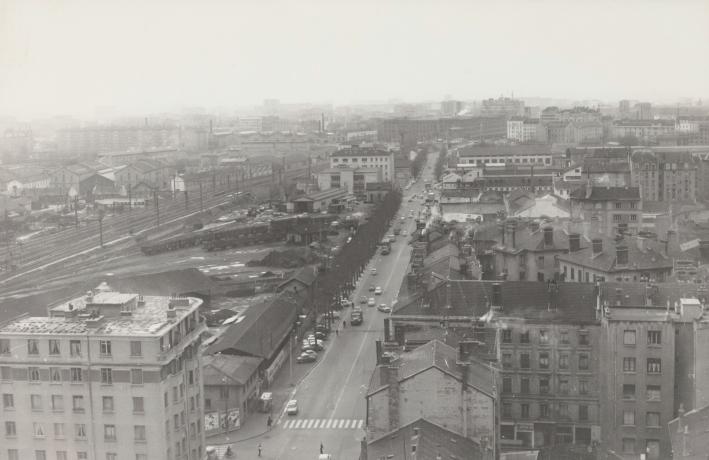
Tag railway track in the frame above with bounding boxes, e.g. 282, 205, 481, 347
0, 166, 315, 289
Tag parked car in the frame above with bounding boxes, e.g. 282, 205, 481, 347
315, 331, 327, 340
370, 268, 377, 276
368, 285, 376, 292
368, 298, 376, 307
310, 342, 324, 351
377, 304, 392, 313
296, 353, 316, 363
286, 399, 298, 415
375, 286, 383, 295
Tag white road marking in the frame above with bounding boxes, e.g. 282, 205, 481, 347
325, 419, 333, 428
358, 420, 364, 429
294, 420, 302, 429
283, 420, 292, 428
306, 419, 314, 429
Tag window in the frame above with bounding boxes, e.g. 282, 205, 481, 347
623, 357, 636, 372
622, 384, 636, 399
539, 352, 549, 369
70, 368, 82, 382
174, 414, 179, 430
51, 394, 64, 411
28, 339, 39, 355
29, 367, 40, 382
647, 412, 661, 427
54, 423, 64, 438
502, 353, 512, 369
502, 377, 512, 394
75, 424, 87, 439
520, 353, 530, 369
33, 422, 45, 437
502, 329, 512, 343
99, 340, 112, 357
50, 367, 61, 382
540, 403, 550, 418
622, 438, 635, 454
72, 395, 84, 412
559, 354, 569, 369
521, 378, 530, 394
521, 403, 530, 419
130, 341, 142, 357
5, 421, 16, 436
78, 453, 88, 460
136, 455, 148, 460
559, 403, 569, 417
101, 368, 113, 384
539, 378, 550, 394
205, 398, 211, 410
579, 405, 589, 421
134, 425, 146, 442
131, 369, 143, 385
539, 330, 549, 344
559, 331, 569, 345
56, 453, 67, 460
173, 386, 178, 403
133, 396, 144, 413
190, 396, 195, 412
164, 392, 168, 408
0, 339, 10, 355
70, 340, 81, 357
35, 451, 46, 460
579, 380, 589, 395
49, 340, 60, 355
3, 393, 14, 409
647, 385, 661, 401
31, 394, 42, 410
623, 330, 636, 345
647, 358, 661, 374
102, 396, 114, 412
578, 353, 589, 370
8, 450, 19, 460
520, 331, 530, 343
648, 330, 661, 345
578, 332, 589, 346
559, 378, 570, 395
106, 454, 117, 460
615, 202, 622, 209
104, 424, 117, 441
623, 409, 635, 426
502, 403, 512, 418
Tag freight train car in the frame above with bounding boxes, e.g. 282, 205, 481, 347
201, 222, 275, 251
140, 232, 203, 255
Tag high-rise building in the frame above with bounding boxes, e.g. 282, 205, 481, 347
0, 284, 206, 460
441, 100, 464, 117
635, 102, 653, 120
630, 150, 697, 202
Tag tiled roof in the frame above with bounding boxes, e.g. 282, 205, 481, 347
423, 242, 459, 266
494, 226, 570, 254
394, 280, 599, 324
203, 354, 262, 386
110, 268, 214, 297
557, 235, 673, 273
277, 266, 317, 290
598, 281, 709, 308
204, 291, 302, 359
366, 418, 486, 460
569, 186, 640, 201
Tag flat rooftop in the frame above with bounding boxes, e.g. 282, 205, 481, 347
0, 293, 201, 337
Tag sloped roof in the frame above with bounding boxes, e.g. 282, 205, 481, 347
423, 242, 459, 266
277, 266, 317, 290
202, 354, 262, 386
458, 144, 551, 157
394, 280, 599, 324
204, 291, 302, 359
368, 340, 495, 397
598, 281, 709, 308
442, 173, 462, 183
495, 226, 570, 254
109, 268, 214, 297
366, 418, 486, 460
557, 235, 673, 273
570, 186, 640, 201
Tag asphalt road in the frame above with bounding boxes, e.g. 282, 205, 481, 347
233, 153, 438, 460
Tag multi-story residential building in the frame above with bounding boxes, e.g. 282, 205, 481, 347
507, 118, 547, 143
618, 100, 632, 118
481, 97, 525, 118
457, 145, 554, 167
569, 185, 642, 237
441, 100, 464, 117
557, 234, 673, 283
565, 121, 604, 145
668, 404, 709, 460
0, 284, 206, 460
330, 147, 394, 182
630, 150, 697, 202
316, 167, 382, 197
613, 120, 675, 143
494, 223, 571, 282
634, 102, 653, 120
57, 126, 179, 157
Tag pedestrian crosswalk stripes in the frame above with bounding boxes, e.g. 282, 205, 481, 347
281, 419, 364, 430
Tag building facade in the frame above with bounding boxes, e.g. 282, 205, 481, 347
569, 185, 642, 237
0, 285, 206, 460
330, 147, 394, 183
630, 150, 697, 202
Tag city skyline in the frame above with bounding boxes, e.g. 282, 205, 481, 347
1, 0, 708, 119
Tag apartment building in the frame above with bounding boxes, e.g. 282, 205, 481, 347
57, 126, 179, 157
457, 145, 554, 167
493, 224, 571, 282
630, 150, 697, 202
0, 284, 206, 460
507, 118, 546, 143
330, 147, 394, 182
612, 120, 675, 143
569, 185, 642, 237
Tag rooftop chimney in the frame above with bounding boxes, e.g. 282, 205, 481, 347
543, 227, 553, 246
592, 239, 603, 255
616, 245, 629, 266
569, 233, 581, 252
491, 283, 502, 307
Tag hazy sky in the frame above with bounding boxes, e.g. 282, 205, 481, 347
1, 0, 708, 118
